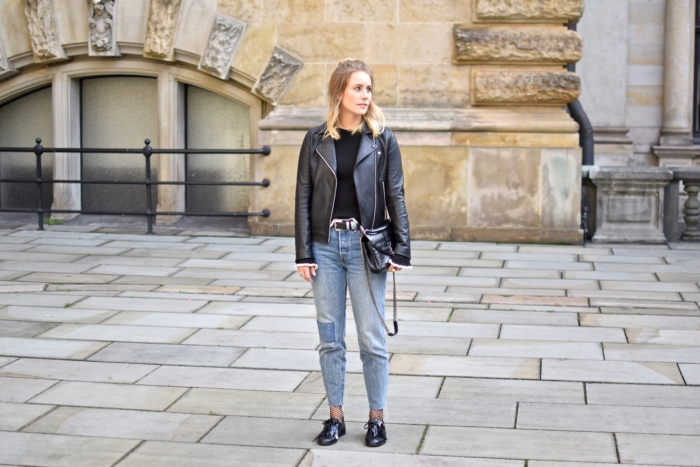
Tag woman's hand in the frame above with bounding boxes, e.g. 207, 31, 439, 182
297, 265, 317, 283
387, 264, 403, 272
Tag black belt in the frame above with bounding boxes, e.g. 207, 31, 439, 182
332, 219, 359, 231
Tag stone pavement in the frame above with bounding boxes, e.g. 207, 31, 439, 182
0, 225, 698, 466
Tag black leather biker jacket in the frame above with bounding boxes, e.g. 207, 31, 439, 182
294, 123, 411, 265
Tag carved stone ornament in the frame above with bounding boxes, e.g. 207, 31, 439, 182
0, 37, 14, 76
144, 0, 183, 60
473, 70, 581, 105
198, 13, 247, 80
454, 27, 582, 64
23, 0, 65, 61
253, 47, 304, 105
87, 0, 118, 56
475, 0, 584, 22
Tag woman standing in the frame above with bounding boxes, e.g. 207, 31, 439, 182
294, 58, 411, 447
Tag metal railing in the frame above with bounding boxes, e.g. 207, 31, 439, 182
0, 138, 271, 234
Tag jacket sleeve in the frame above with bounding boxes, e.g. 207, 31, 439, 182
384, 130, 411, 264
295, 130, 315, 264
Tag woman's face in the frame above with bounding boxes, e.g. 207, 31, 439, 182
339, 71, 372, 118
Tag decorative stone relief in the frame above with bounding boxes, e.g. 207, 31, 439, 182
473, 70, 581, 105
144, 0, 183, 60
23, 0, 65, 61
198, 13, 247, 80
454, 28, 582, 64
0, 38, 14, 77
253, 47, 304, 106
475, 0, 584, 22
87, 0, 118, 56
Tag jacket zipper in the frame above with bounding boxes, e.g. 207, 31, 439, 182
372, 141, 377, 229
316, 148, 337, 242
382, 181, 391, 222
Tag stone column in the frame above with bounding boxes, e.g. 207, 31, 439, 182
50, 71, 81, 220
660, 0, 694, 146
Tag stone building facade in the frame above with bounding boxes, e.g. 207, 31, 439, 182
5, 0, 681, 244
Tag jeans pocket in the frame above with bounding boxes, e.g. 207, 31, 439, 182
317, 321, 336, 343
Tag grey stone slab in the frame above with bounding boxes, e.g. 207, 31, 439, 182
594, 262, 700, 273
16, 272, 118, 284
459, 268, 560, 279
201, 415, 423, 455
27, 237, 109, 247
75, 255, 185, 267
88, 342, 246, 367
313, 394, 515, 428
395, 266, 461, 276
518, 402, 700, 435
0, 293, 83, 307
452, 309, 578, 326
47, 284, 157, 293
680, 364, 700, 384
102, 311, 251, 329
0, 306, 118, 324
121, 291, 243, 302
390, 354, 540, 379
39, 323, 197, 344
0, 235, 34, 243
0, 243, 37, 252
24, 406, 221, 442
682, 292, 700, 301
563, 271, 658, 281
185, 236, 265, 245
0, 377, 57, 403
0, 320, 57, 337
603, 344, 700, 363
482, 252, 578, 262
582, 255, 666, 264
529, 462, 666, 467
506, 260, 593, 270
347, 334, 471, 355
600, 281, 699, 293
168, 388, 324, 419
117, 441, 305, 467
617, 433, 700, 466
0, 358, 157, 383
587, 383, 700, 408
469, 339, 603, 360
626, 329, 700, 345
178, 259, 280, 270
488, 304, 597, 313
0, 431, 140, 467
73, 296, 207, 312
0, 269, 30, 281
27, 245, 130, 255
500, 278, 599, 290
99, 233, 188, 242
388, 275, 499, 287
303, 450, 523, 467
231, 348, 363, 373
542, 359, 685, 385
0, 251, 84, 263
519, 246, 611, 255
0, 402, 54, 431
601, 307, 700, 316
0, 284, 45, 292
29, 381, 187, 411
295, 372, 443, 399
103, 240, 204, 250
421, 426, 617, 462
0, 356, 16, 367
439, 378, 584, 404
174, 268, 291, 281
590, 298, 699, 311
0, 261, 95, 274
613, 247, 700, 257
113, 275, 215, 286
0, 337, 107, 359
234, 286, 312, 297
407, 291, 479, 303
221, 252, 296, 263
122, 248, 227, 259
413, 258, 504, 268
183, 329, 319, 350
137, 365, 308, 391
569, 290, 682, 301
85, 265, 182, 277
448, 286, 565, 297
581, 313, 700, 330
438, 243, 518, 252
10, 230, 104, 239
500, 325, 627, 343
657, 273, 700, 283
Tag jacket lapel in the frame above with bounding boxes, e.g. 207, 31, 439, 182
355, 130, 375, 168
316, 133, 337, 173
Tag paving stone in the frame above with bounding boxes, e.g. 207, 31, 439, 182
0, 270, 30, 281
589, 298, 699, 310
235, 287, 312, 297
594, 262, 700, 273
75, 255, 186, 268
183, 329, 319, 350
348, 335, 471, 355
414, 292, 481, 303
421, 426, 617, 462
581, 313, 700, 330
582, 255, 666, 264
505, 260, 593, 271
613, 248, 700, 257
438, 243, 518, 252
0, 243, 40, 252
0, 251, 84, 263
488, 304, 596, 313
0, 306, 118, 324
439, 378, 584, 404
302, 450, 523, 467
73, 296, 207, 312
529, 462, 666, 467
0, 401, 54, 431
518, 402, 700, 435
174, 269, 291, 281
0, 235, 34, 243
626, 329, 700, 345
137, 365, 308, 391
469, 339, 603, 360
500, 278, 599, 290
24, 406, 221, 442
586, 383, 700, 408
390, 354, 540, 379
680, 364, 700, 384
0, 431, 140, 467
295, 372, 443, 399
29, 381, 187, 411
0, 261, 95, 274
113, 275, 214, 286
452, 309, 578, 326
0, 337, 107, 359
448, 286, 565, 297
88, 342, 246, 367
0, 293, 83, 307
102, 311, 251, 329
85, 265, 182, 277
124, 290, 243, 301
500, 325, 626, 343
0, 358, 157, 383
682, 292, 700, 301
603, 344, 700, 363
232, 348, 363, 373
0, 319, 57, 337
617, 433, 700, 466
177, 259, 285, 270
186, 236, 266, 245
27, 237, 109, 247
600, 281, 699, 293
542, 359, 685, 385
16, 272, 118, 284
47, 284, 157, 292
104, 240, 204, 250
168, 388, 324, 419
458, 268, 560, 279
413, 258, 504, 268
657, 273, 700, 283
0, 283, 46, 292
391, 275, 499, 287
39, 323, 197, 344
482, 253, 578, 262
563, 271, 658, 281
10, 230, 104, 239
600, 306, 700, 316
519, 246, 611, 255
0, 356, 16, 367
569, 290, 682, 301
482, 295, 589, 306
27, 245, 130, 255
118, 440, 305, 467
122, 248, 227, 259
0, 376, 57, 403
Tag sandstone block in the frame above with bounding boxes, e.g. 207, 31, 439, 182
398, 65, 470, 107
401, 0, 470, 22
473, 70, 581, 105
475, 0, 584, 22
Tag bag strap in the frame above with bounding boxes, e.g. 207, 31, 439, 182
360, 245, 398, 336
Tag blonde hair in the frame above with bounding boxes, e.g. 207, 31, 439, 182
325, 58, 385, 140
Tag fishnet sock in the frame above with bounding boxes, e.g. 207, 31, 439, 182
369, 409, 383, 422
330, 406, 344, 422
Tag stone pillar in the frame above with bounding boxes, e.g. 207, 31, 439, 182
50, 71, 81, 220
660, 0, 694, 146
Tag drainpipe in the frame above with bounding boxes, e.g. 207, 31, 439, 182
567, 22, 595, 166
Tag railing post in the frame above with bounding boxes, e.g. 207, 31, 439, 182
33, 138, 44, 231
682, 181, 700, 241
143, 139, 154, 235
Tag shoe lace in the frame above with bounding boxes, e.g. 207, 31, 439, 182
364, 419, 383, 436
314, 419, 338, 440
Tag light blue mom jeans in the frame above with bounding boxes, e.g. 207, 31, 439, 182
311, 227, 389, 410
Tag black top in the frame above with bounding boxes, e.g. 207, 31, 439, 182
331, 128, 362, 221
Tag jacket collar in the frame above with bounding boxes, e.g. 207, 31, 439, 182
315, 122, 376, 172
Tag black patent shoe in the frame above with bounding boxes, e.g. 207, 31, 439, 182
364, 419, 387, 447
314, 418, 346, 446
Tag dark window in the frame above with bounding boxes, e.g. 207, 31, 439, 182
693, 3, 700, 141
